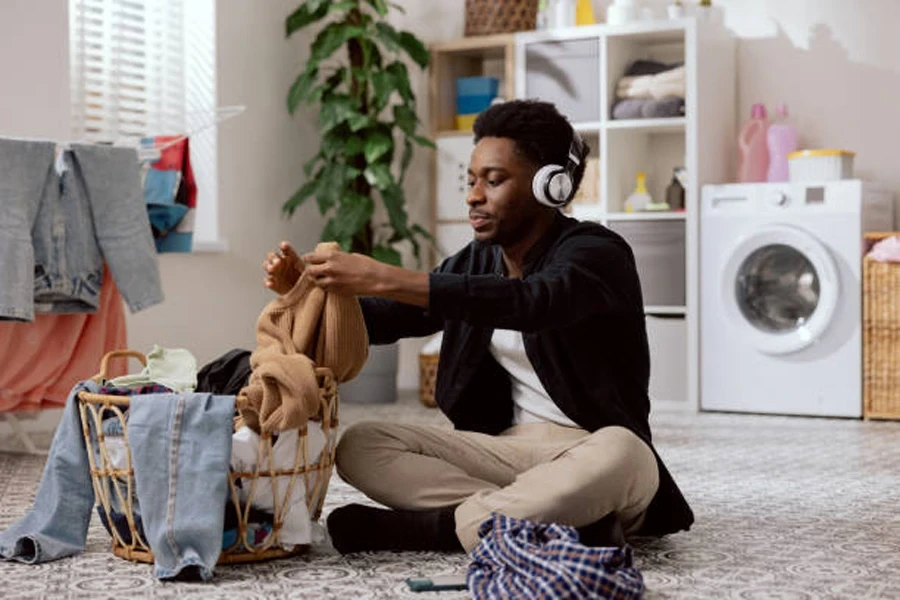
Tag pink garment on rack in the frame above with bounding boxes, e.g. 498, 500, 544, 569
0, 266, 128, 412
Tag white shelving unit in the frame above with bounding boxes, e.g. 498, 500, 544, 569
429, 18, 735, 411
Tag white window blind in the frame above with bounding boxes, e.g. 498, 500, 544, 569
69, 0, 222, 249
70, 0, 186, 142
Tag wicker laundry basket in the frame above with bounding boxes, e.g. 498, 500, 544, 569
863, 233, 900, 420
465, 0, 537, 36
76, 350, 339, 564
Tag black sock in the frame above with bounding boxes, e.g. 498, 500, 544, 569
326, 503, 463, 554
576, 512, 626, 548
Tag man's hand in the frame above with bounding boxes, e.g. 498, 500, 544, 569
303, 246, 430, 307
302, 246, 383, 297
263, 241, 304, 295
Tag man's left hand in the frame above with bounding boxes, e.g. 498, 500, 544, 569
302, 246, 383, 296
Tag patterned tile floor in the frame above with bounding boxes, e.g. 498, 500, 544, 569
2, 393, 900, 599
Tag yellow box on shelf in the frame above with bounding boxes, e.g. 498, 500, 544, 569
455, 114, 478, 131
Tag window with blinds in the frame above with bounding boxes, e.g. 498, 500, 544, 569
69, 0, 221, 248
70, 0, 186, 142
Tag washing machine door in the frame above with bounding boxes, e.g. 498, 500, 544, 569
721, 225, 839, 355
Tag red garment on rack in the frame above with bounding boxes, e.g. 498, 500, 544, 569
0, 266, 128, 412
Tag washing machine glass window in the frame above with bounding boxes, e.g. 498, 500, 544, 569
735, 244, 820, 333
721, 225, 839, 356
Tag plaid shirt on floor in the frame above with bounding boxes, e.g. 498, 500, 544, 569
467, 514, 645, 600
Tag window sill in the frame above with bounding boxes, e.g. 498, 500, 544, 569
190, 239, 229, 254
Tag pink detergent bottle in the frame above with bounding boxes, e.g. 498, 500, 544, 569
737, 103, 769, 183
766, 103, 799, 182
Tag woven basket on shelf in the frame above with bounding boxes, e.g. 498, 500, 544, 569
464, 0, 537, 36
418, 353, 439, 408
863, 233, 900, 420
76, 350, 340, 564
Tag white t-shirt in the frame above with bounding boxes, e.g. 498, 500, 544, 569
489, 328, 578, 427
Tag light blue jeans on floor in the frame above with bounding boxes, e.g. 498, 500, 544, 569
0, 381, 235, 582
0, 137, 164, 321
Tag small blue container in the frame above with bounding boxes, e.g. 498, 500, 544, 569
456, 76, 499, 97
456, 94, 495, 115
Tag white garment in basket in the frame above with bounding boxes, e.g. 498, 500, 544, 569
230, 424, 327, 547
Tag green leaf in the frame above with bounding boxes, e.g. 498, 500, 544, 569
319, 96, 358, 132
388, 2, 405, 13
329, 1, 358, 12
371, 70, 394, 109
411, 133, 435, 148
286, 2, 329, 37
303, 151, 323, 178
399, 138, 413, 183
310, 23, 366, 66
287, 67, 318, 114
373, 22, 402, 53
393, 104, 418, 136
385, 61, 413, 102
364, 163, 395, 190
334, 193, 375, 239
381, 183, 410, 237
365, 0, 390, 15
344, 135, 365, 157
411, 223, 435, 243
283, 177, 319, 216
360, 38, 384, 70
321, 218, 351, 250
372, 245, 402, 266
318, 163, 361, 215
364, 130, 393, 163
348, 114, 375, 132
398, 31, 429, 68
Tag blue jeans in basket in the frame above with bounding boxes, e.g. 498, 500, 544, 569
0, 381, 235, 582
128, 392, 234, 581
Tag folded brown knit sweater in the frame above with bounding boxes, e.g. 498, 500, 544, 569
236, 243, 369, 433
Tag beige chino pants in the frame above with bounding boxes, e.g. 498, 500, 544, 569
334, 420, 660, 551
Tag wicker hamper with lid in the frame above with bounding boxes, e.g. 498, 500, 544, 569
76, 350, 339, 564
863, 233, 900, 420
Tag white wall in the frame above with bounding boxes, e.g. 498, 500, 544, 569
616, 0, 900, 197
0, 0, 70, 140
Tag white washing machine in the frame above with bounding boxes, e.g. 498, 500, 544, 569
700, 181, 894, 417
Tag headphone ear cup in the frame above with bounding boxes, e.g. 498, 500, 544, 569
533, 164, 566, 207
547, 171, 573, 205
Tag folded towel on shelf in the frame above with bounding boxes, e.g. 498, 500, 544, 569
616, 65, 686, 101
611, 96, 685, 120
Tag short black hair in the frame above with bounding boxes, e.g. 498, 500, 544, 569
473, 99, 591, 203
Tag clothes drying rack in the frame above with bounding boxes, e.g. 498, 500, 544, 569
1, 105, 246, 455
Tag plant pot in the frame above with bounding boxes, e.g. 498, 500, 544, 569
339, 343, 398, 404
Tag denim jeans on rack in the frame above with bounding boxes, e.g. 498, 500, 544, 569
0, 137, 163, 322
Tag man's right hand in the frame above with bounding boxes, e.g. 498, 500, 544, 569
263, 241, 304, 295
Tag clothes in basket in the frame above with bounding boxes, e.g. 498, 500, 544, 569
0, 380, 235, 582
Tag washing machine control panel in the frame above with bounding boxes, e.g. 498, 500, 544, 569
768, 190, 789, 207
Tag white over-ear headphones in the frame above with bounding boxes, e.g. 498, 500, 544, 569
532, 131, 585, 208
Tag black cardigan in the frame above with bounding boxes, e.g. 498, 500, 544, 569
360, 213, 693, 536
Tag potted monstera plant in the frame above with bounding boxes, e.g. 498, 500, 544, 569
284, 0, 434, 403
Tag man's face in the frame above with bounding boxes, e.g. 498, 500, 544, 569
466, 136, 542, 246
